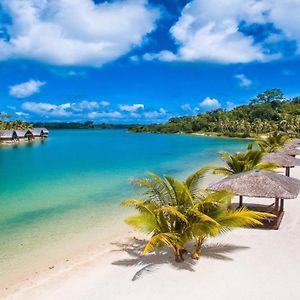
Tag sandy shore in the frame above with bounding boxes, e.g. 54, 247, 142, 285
3, 161, 300, 300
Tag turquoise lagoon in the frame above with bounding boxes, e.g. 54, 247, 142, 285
0, 130, 250, 284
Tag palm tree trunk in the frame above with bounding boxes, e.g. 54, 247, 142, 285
174, 246, 183, 262
192, 238, 204, 260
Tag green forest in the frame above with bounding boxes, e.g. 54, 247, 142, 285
129, 89, 300, 138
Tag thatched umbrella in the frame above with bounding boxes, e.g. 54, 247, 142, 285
262, 152, 300, 176
278, 146, 300, 157
209, 169, 300, 209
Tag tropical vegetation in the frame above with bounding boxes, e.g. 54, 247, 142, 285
0, 114, 32, 130
255, 131, 290, 153
129, 89, 300, 138
213, 144, 278, 175
121, 170, 273, 262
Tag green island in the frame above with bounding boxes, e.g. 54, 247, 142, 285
128, 89, 300, 138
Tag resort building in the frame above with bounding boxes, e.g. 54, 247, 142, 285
0, 130, 18, 142
15, 130, 34, 141
32, 128, 49, 138
0, 128, 49, 143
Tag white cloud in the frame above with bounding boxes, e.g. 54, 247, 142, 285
144, 108, 167, 119
72, 101, 99, 111
146, 0, 300, 64
199, 97, 221, 111
9, 80, 46, 98
226, 101, 236, 111
180, 103, 192, 112
87, 111, 122, 119
22, 102, 72, 117
19, 99, 169, 122
235, 74, 252, 87
15, 111, 30, 117
119, 103, 144, 112
100, 101, 110, 107
0, 0, 158, 67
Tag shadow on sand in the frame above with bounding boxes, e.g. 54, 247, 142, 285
111, 238, 250, 281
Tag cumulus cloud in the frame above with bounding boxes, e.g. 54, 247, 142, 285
72, 101, 99, 112
145, 0, 300, 64
15, 111, 30, 117
87, 111, 122, 119
199, 97, 221, 111
0, 0, 158, 66
143, 108, 167, 119
180, 103, 192, 112
235, 74, 252, 87
100, 101, 110, 107
226, 101, 236, 111
119, 103, 144, 112
19, 99, 167, 122
22, 102, 72, 117
9, 80, 46, 98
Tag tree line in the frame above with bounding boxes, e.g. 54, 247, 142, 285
129, 89, 300, 138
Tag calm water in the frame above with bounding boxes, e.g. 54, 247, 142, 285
0, 130, 250, 282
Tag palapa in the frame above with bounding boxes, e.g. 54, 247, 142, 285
209, 169, 300, 200
262, 152, 300, 176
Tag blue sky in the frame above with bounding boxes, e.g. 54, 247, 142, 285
0, 0, 300, 123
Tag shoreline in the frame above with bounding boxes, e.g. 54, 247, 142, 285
1, 171, 222, 299
3, 150, 300, 299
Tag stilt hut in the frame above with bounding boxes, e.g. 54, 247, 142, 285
32, 128, 49, 138
15, 129, 34, 141
0, 130, 17, 142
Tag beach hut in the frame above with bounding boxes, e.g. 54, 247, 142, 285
278, 146, 300, 157
262, 152, 300, 176
15, 129, 34, 141
32, 127, 49, 138
0, 130, 17, 142
209, 169, 300, 229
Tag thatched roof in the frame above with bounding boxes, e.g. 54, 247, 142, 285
15, 130, 32, 137
0, 130, 16, 138
32, 127, 49, 135
278, 147, 300, 156
209, 169, 300, 199
262, 152, 300, 167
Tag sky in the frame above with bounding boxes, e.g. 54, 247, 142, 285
0, 0, 300, 124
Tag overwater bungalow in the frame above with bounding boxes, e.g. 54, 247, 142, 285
32, 128, 49, 138
0, 130, 18, 142
0, 128, 49, 144
15, 130, 34, 141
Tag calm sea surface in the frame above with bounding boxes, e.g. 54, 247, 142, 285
0, 130, 250, 282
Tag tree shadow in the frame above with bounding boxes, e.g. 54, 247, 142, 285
111, 238, 250, 281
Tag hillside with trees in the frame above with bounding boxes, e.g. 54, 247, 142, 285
0, 113, 32, 130
129, 89, 300, 138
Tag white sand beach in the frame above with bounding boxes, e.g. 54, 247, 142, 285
3, 163, 300, 300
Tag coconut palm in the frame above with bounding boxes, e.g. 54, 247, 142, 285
121, 170, 273, 261
213, 146, 278, 176
256, 131, 290, 153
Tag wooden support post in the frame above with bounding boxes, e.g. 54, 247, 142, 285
239, 195, 243, 207
285, 167, 290, 177
280, 198, 284, 212
274, 197, 279, 212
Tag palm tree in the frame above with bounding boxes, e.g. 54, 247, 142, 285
121, 170, 273, 261
213, 145, 278, 176
256, 131, 290, 153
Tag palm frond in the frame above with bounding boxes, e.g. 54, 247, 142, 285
160, 205, 188, 223
216, 208, 275, 228
144, 232, 182, 254
185, 167, 209, 197
125, 213, 158, 233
